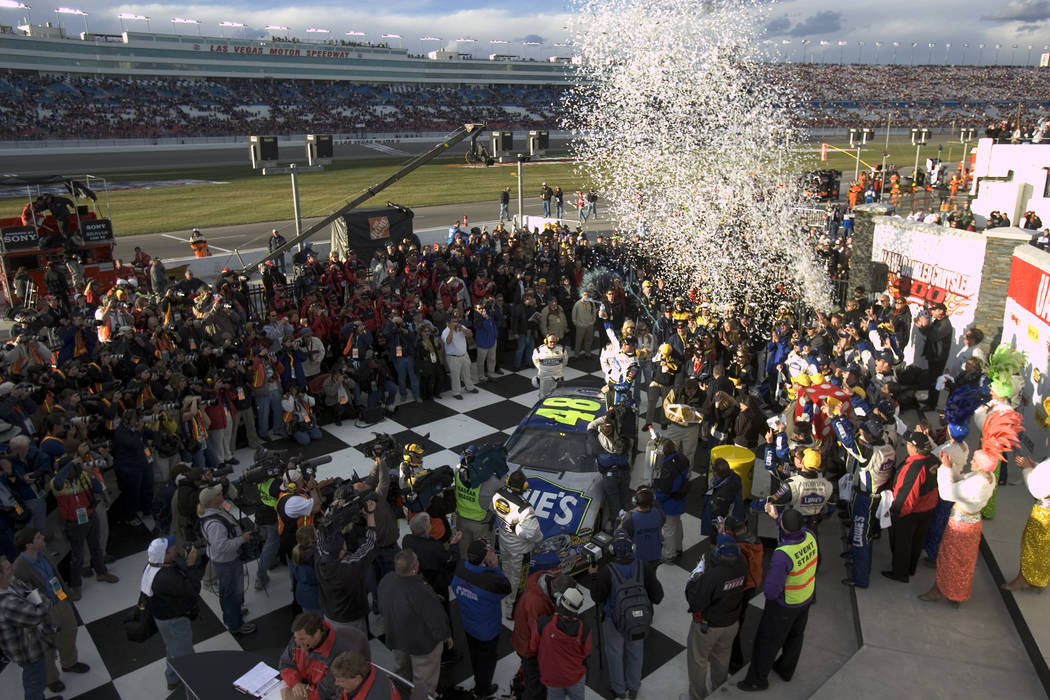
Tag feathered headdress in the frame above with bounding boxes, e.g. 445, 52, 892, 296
943, 385, 984, 442
986, 344, 1027, 399
972, 408, 1025, 473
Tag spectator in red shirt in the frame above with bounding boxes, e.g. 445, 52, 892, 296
884, 430, 941, 583
529, 586, 592, 700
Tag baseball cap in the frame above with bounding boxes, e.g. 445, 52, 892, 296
198, 484, 224, 507
860, 419, 885, 439
611, 529, 633, 558
903, 430, 931, 450
148, 535, 176, 564
715, 533, 740, 557
467, 538, 490, 564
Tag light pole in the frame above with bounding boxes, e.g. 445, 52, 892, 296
265, 24, 288, 37
455, 37, 477, 58
961, 42, 968, 64
0, 1, 30, 25
873, 41, 881, 64
1027, 44, 1033, 65
419, 35, 441, 55
959, 127, 975, 175
911, 127, 929, 187
927, 42, 935, 64
838, 40, 847, 63
522, 40, 541, 60
118, 12, 149, 33
978, 43, 985, 65
944, 42, 951, 64
306, 28, 330, 42
345, 30, 366, 44
54, 6, 88, 35
857, 40, 864, 63
219, 20, 244, 39
995, 43, 1001, 65
516, 153, 525, 228
849, 127, 872, 181
892, 41, 900, 64
171, 17, 200, 35
381, 33, 402, 49
910, 41, 917, 65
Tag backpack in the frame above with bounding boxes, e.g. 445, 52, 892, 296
608, 560, 653, 640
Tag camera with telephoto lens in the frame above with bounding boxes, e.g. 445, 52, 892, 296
69, 415, 98, 427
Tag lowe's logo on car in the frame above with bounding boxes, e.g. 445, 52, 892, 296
524, 476, 591, 536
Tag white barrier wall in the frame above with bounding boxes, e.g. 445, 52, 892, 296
1001, 244, 1050, 460
970, 138, 1050, 227
871, 217, 987, 364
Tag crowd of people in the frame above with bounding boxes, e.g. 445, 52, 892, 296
0, 187, 1048, 700
1, 64, 1048, 140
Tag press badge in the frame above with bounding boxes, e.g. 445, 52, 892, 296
237, 387, 246, 401
49, 576, 66, 601
75, 507, 88, 525
429, 352, 437, 364
396, 346, 403, 358
352, 348, 359, 359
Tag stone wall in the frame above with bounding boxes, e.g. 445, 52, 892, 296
974, 227, 1032, 349
849, 203, 894, 295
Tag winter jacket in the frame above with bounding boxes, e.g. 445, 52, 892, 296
451, 561, 511, 642
511, 571, 556, 657
530, 613, 592, 689
891, 453, 941, 517
685, 552, 748, 627
279, 621, 368, 700
376, 572, 450, 656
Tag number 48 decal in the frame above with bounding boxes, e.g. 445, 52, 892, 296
535, 397, 602, 426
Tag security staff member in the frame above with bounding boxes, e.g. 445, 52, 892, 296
454, 447, 502, 559
276, 468, 322, 563
737, 508, 817, 692
835, 418, 894, 588
492, 469, 543, 620
767, 449, 832, 530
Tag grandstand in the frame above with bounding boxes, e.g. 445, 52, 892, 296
0, 23, 1046, 141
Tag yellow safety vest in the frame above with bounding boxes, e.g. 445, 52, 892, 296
779, 532, 818, 605
455, 472, 487, 522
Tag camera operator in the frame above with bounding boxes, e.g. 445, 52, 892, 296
277, 468, 323, 566
57, 316, 97, 368
142, 399, 181, 485
113, 409, 155, 526
250, 346, 284, 442
321, 366, 360, 426
66, 438, 116, 568
141, 535, 202, 691
5, 435, 49, 532
197, 484, 256, 635
5, 333, 51, 379
317, 495, 378, 636
0, 382, 38, 437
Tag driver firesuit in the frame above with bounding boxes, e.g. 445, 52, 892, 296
492, 469, 543, 620
768, 448, 833, 530
532, 334, 569, 399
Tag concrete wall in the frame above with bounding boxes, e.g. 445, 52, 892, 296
848, 202, 894, 295
975, 228, 1032, 347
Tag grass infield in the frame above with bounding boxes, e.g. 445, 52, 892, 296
0, 141, 959, 236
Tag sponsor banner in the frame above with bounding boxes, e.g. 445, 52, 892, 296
872, 221, 986, 362
1003, 254, 1050, 459
524, 475, 593, 538
0, 225, 39, 252
80, 218, 114, 243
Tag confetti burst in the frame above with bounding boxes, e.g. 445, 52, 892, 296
564, 0, 832, 321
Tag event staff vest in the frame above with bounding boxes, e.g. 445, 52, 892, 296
277, 491, 314, 536
455, 472, 487, 523
788, 474, 832, 516
779, 532, 818, 605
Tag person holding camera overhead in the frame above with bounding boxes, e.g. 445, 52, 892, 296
281, 384, 323, 445
180, 393, 218, 472
198, 483, 256, 635
114, 409, 156, 527
441, 313, 478, 400
49, 455, 119, 601
141, 535, 202, 691
277, 468, 323, 565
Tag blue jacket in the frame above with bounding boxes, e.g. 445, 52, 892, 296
654, 452, 690, 516
472, 314, 499, 350
452, 561, 511, 641
623, 508, 664, 563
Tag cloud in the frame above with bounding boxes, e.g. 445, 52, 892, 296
763, 10, 843, 37
786, 10, 843, 36
516, 34, 547, 44
981, 0, 1050, 23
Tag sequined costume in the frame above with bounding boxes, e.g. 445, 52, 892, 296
934, 468, 993, 602
925, 440, 970, 562
1020, 459, 1050, 588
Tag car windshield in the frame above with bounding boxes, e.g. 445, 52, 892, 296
505, 427, 596, 473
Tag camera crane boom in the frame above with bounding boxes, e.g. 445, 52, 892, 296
240, 122, 487, 275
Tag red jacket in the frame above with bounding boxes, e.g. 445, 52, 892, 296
891, 453, 940, 517
512, 571, 555, 657
529, 613, 592, 688
279, 622, 346, 700
338, 665, 402, 700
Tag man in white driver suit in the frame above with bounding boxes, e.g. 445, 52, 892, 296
491, 469, 543, 619
532, 334, 569, 399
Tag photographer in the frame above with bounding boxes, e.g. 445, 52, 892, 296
66, 438, 116, 568
141, 535, 202, 691
113, 409, 155, 526
180, 393, 217, 471
203, 376, 238, 467
223, 356, 263, 451
50, 455, 119, 600
317, 495, 378, 636
416, 323, 446, 401
281, 385, 323, 445
321, 367, 360, 426
384, 316, 421, 403
143, 399, 181, 485
441, 313, 477, 400
198, 484, 256, 635
250, 346, 285, 442
5, 435, 49, 532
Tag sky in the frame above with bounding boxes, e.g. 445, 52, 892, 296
5, 0, 1049, 64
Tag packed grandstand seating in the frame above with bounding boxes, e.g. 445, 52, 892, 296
1, 64, 1047, 139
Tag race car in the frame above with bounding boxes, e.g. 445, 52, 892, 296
503, 386, 610, 572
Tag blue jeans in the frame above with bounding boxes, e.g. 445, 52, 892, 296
212, 559, 245, 631
603, 616, 643, 695
578, 206, 588, 223
22, 654, 46, 700
394, 356, 420, 399
514, 334, 534, 370
542, 200, 551, 217
155, 616, 194, 687
255, 389, 281, 438
499, 203, 510, 222
547, 678, 584, 700
256, 523, 279, 584
367, 381, 398, 408
291, 425, 323, 445
587, 202, 597, 219
556, 202, 564, 218
273, 254, 286, 275
188, 440, 218, 471
116, 463, 154, 520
